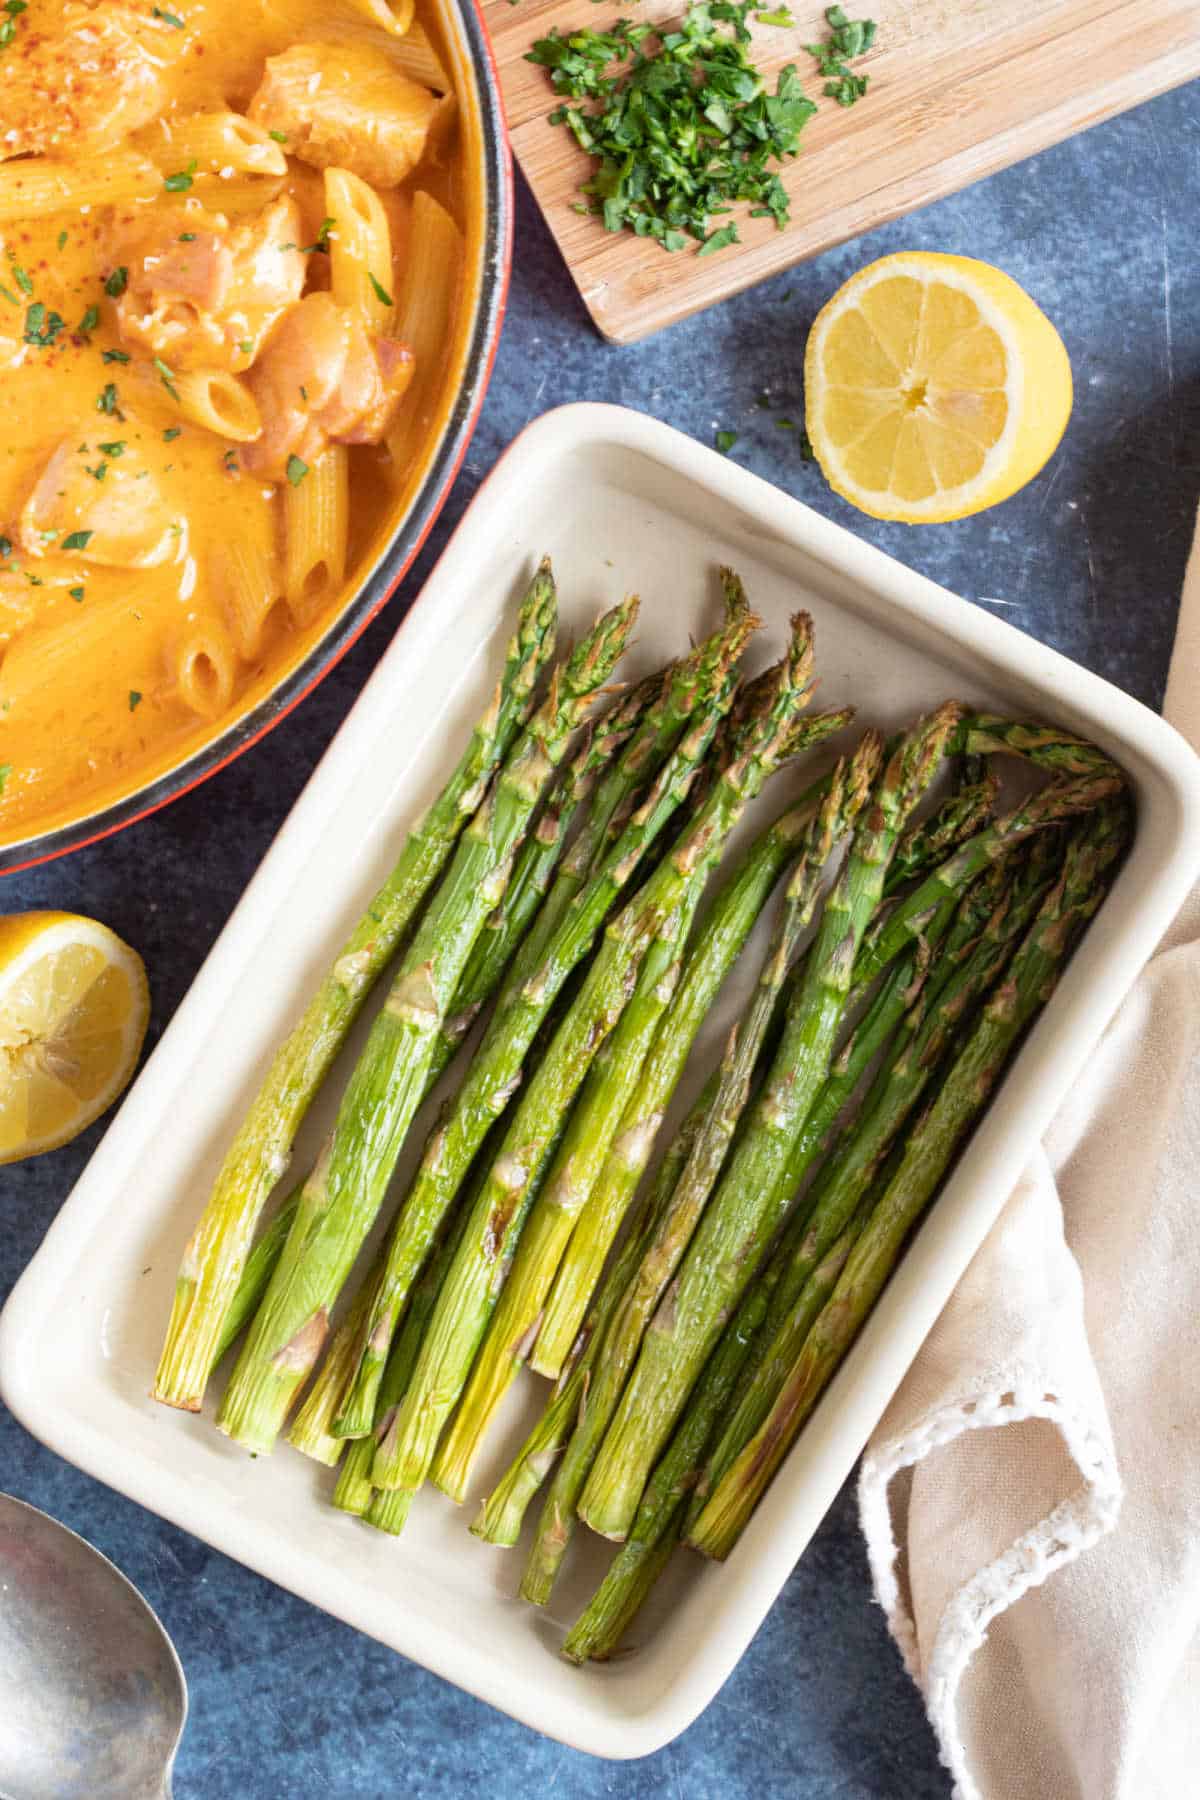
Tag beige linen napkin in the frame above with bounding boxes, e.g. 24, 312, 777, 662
858, 513, 1200, 1800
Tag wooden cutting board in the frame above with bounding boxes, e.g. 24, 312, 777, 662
481, 0, 1200, 343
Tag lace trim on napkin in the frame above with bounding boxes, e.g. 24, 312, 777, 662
859, 1382, 1123, 1800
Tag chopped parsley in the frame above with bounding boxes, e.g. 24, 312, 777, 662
238, 338, 253, 354
805, 5, 875, 104
0, 764, 10, 796
129, 690, 143, 712
163, 159, 198, 194
527, 1, 816, 253
97, 382, 123, 417
23, 303, 66, 347
62, 530, 94, 551
102, 348, 131, 364
178, 232, 197, 242
223, 449, 239, 472
0, 284, 16, 305
286, 455, 309, 487
269, 129, 288, 143
97, 440, 126, 458
714, 429, 738, 454
301, 217, 336, 253
755, 6, 794, 20
369, 272, 394, 307
79, 304, 100, 335
153, 5, 185, 24
0, 535, 9, 557
57, 230, 69, 251
163, 426, 182, 442
154, 356, 179, 399
0, 0, 27, 53
12, 265, 33, 296
698, 224, 740, 258
104, 266, 129, 299
69, 586, 85, 602
85, 461, 108, 482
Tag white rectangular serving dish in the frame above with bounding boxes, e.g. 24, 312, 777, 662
4, 403, 1199, 1760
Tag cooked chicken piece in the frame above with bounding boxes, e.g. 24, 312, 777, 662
0, 3, 179, 161
111, 196, 306, 373
242, 291, 414, 482
247, 42, 439, 190
19, 438, 184, 569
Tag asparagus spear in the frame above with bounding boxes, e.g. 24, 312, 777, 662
216, 599, 637, 1453
472, 1072, 717, 1548
211, 1192, 299, 1369
955, 714, 1124, 781
153, 569, 558, 1411
688, 806, 1129, 1558
578, 704, 961, 1541
688, 840, 1058, 1519
523, 734, 882, 1594
286, 1257, 385, 1465
374, 620, 823, 1503
330, 611, 757, 1444
851, 771, 1124, 992
883, 772, 998, 898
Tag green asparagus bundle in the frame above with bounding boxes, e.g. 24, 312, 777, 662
688, 837, 1059, 1519
578, 704, 962, 1542
472, 1070, 720, 1548
154, 568, 558, 1411
434, 719, 853, 1500
852, 770, 1124, 992
520, 734, 882, 1600
530, 776, 841, 1382
329, 607, 757, 1443
687, 805, 1129, 1559
216, 597, 637, 1453
373, 618, 824, 1504
433, 681, 655, 1072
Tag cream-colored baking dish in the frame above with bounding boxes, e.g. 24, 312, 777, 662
3, 404, 1198, 1758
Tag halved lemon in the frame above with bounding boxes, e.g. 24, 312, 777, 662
0, 911, 149, 1164
805, 251, 1072, 523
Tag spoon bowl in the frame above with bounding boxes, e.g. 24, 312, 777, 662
0, 1494, 187, 1800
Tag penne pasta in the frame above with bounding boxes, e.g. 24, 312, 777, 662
213, 530, 285, 662
0, 592, 160, 711
174, 622, 239, 719
284, 447, 349, 625
136, 112, 289, 179
0, 153, 160, 223
391, 22, 451, 93
389, 190, 463, 458
265, 0, 415, 44
190, 172, 288, 216
325, 168, 395, 333
171, 370, 264, 443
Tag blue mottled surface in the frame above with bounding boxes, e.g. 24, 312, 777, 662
3, 84, 1199, 1800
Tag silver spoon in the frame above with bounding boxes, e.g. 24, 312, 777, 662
0, 1493, 187, 1800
